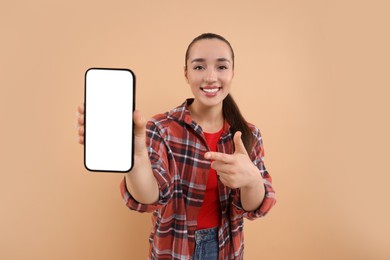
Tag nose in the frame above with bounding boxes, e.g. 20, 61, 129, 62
204, 68, 217, 83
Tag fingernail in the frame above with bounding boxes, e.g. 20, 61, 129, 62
204, 152, 210, 159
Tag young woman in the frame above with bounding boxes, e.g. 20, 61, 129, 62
77, 33, 276, 260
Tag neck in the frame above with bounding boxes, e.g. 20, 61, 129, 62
188, 99, 224, 133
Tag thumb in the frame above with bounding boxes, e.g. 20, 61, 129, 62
133, 110, 148, 156
233, 131, 247, 155
133, 110, 147, 138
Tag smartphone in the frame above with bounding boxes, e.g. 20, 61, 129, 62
84, 68, 135, 172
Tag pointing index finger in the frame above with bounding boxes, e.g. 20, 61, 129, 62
205, 152, 233, 164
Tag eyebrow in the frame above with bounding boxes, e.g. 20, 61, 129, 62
191, 58, 231, 63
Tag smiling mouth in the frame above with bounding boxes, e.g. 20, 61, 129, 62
200, 87, 221, 93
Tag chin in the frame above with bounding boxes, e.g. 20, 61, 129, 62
199, 97, 225, 108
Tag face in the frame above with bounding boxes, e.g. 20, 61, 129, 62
184, 39, 234, 110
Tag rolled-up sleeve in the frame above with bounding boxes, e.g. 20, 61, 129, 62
231, 127, 276, 220
120, 121, 173, 213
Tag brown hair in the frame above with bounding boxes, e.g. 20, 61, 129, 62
185, 33, 255, 154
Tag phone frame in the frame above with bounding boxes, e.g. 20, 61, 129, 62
83, 67, 136, 173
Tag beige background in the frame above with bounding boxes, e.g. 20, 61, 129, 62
1, 0, 390, 259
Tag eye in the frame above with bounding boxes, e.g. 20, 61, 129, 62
193, 65, 205, 70
218, 65, 229, 70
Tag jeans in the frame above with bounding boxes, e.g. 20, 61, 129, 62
193, 227, 219, 260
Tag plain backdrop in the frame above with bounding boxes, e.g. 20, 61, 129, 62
1, 0, 389, 259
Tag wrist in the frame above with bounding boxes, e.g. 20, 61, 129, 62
243, 166, 263, 189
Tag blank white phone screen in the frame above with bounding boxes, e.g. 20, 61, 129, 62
84, 68, 135, 172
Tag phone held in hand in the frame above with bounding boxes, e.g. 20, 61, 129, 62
84, 68, 135, 173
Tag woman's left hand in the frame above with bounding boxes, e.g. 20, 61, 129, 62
204, 131, 262, 189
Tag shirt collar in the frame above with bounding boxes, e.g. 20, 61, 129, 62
167, 98, 194, 125
167, 98, 231, 135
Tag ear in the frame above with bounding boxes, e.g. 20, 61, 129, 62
184, 66, 189, 83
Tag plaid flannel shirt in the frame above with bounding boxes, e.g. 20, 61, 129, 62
120, 99, 276, 259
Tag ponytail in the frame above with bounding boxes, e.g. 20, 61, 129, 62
223, 94, 255, 154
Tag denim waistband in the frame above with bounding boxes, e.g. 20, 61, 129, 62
194, 227, 218, 244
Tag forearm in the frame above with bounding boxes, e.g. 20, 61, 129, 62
240, 174, 265, 211
125, 154, 159, 204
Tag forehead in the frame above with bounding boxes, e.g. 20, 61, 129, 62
188, 39, 232, 61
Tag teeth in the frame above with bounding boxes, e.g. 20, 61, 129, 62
203, 88, 219, 93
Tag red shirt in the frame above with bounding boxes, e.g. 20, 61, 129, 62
196, 128, 224, 229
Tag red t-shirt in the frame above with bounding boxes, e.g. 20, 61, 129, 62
196, 128, 223, 230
